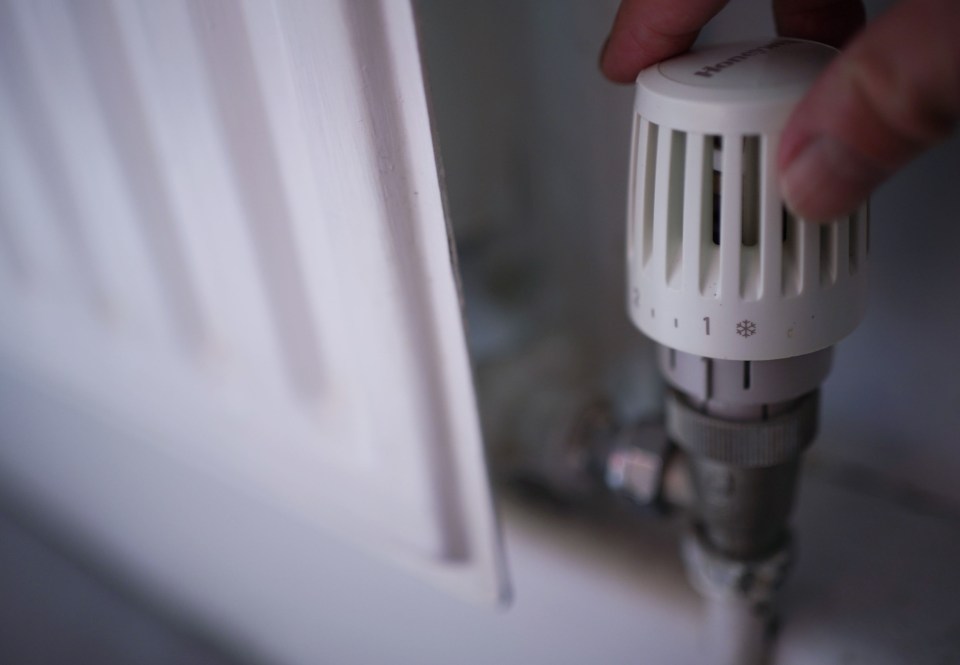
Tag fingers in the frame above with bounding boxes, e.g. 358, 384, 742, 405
600, 0, 865, 84
772, 0, 866, 48
601, 0, 960, 220
778, 0, 960, 221
600, 0, 729, 83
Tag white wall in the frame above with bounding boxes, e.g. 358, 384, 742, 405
421, 0, 960, 505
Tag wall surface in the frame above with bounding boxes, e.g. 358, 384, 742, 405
422, 0, 960, 507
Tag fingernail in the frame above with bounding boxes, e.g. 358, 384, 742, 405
780, 136, 879, 221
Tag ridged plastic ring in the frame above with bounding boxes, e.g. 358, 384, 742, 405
665, 390, 818, 467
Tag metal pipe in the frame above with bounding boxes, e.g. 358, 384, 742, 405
683, 526, 791, 665
702, 595, 775, 665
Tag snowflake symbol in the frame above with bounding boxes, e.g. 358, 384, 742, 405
736, 320, 757, 338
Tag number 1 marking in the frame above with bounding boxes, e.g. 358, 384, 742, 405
703, 316, 710, 335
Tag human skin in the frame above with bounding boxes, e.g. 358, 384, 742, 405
600, 0, 960, 222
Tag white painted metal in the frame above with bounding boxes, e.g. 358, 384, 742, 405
0, 0, 506, 603
627, 40, 870, 361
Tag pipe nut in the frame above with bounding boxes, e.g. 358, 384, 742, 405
682, 526, 793, 605
605, 422, 672, 506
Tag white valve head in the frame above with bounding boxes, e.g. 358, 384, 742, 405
627, 39, 868, 361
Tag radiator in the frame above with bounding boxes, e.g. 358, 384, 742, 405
0, 0, 506, 604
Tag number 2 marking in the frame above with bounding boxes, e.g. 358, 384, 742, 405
703, 316, 710, 335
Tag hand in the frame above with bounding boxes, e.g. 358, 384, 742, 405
600, 0, 960, 222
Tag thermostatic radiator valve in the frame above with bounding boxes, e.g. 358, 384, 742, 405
626, 39, 870, 664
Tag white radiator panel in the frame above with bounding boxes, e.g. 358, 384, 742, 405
0, 0, 506, 603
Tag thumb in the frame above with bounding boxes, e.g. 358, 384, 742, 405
778, 0, 960, 221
